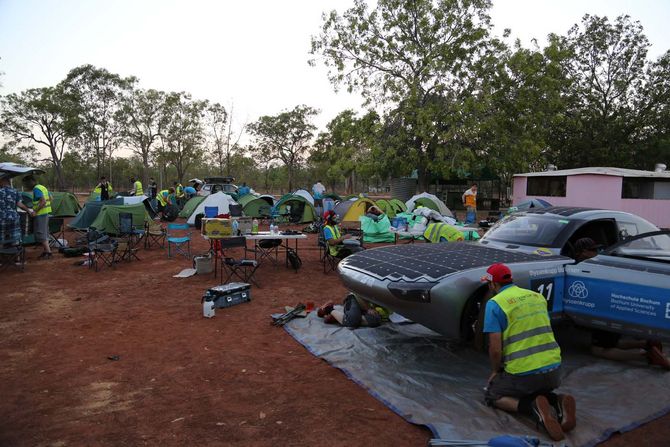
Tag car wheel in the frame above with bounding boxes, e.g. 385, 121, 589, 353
460, 286, 490, 351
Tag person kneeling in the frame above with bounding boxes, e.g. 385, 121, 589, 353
482, 263, 576, 441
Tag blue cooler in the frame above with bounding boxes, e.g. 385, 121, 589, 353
204, 206, 219, 218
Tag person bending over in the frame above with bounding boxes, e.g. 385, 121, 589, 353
482, 263, 575, 441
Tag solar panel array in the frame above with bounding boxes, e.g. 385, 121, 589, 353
341, 243, 560, 282
526, 206, 597, 216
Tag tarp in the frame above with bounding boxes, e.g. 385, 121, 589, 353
67, 198, 124, 230
272, 194, 317, 223
333, 197, 378, 223
179, 196, 206, 218
285, 313, 670, 446
186, 192, 237, 225
89, 203, 150, 235
360, 215, 396, 243
121, 194, 148, 205
238, 194, 274, 218
293, 189, 314, 205
406, 193, 453, 217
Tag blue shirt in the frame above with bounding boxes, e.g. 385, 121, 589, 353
33, 186, 44, 201
238, 186, 250, 197
184, 186, 196, 195
483, 284, 559, 375
323, 226, 338, 241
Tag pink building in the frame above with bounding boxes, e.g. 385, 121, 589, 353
512, 167, 670, 229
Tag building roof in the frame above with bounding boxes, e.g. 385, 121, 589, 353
514, 166, 670, 179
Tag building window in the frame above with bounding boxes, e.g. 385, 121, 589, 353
526, 176, 566, 197
622, 177, 670, 199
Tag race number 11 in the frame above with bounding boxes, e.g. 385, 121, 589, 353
530, 278, 555, 310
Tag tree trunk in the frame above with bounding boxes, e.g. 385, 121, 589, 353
287, 165, 293, 192
142, 148, 150, 187
417, 165, 430, 193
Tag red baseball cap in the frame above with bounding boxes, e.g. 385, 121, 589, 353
481, 263, 513, 284
323, 210, 336, 221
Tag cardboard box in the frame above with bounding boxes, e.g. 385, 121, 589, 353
201, 218, 232, 238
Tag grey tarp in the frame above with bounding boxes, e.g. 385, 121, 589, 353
284, 313, 670, 446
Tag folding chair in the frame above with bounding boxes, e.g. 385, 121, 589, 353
167, 223, 191, 259
255, 238, 282, 264
117, 212, 144, 262
218, 236, 260, 286
144, 220, 166, 249
318, 226, 339, 274
88, 242, 117, 272
48, 217, 66, 249
0, 237, 25, 272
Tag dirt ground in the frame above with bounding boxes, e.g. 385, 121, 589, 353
0, 220, 668, 446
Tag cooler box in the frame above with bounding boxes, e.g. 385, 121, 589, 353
202, 218, 232, 238
204, 283, 251, 309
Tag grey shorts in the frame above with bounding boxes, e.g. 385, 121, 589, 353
485, 366, 561, 403
33, 215, 49, 242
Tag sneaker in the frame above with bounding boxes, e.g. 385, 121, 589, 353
323, 314, 338, 325
555, 394, 577, 433
647, 346, 670, 370
531, 395, 565, 441
317, 302, 335, 318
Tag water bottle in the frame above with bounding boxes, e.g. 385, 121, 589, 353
252, 218, 259, 234
202, 294, 215, 318
232, 219, 239, 236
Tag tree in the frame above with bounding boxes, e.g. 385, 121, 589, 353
248, 105, 318, 191
311, 0, 499, 190
118, 88, 169, 184
160, 92, 208, 182
60, 65, 136, 180
312, 109, 380, 194
0, 142, 38, 165
0, 87, 79, 189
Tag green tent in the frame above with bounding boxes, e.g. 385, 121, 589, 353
323, 192, 341, 201
51, 192, 81, 217
376, 199, 395, 218
179, 195, 206, 218
360, 215, 396, 243
68, 198, 125, 230
272, 194, 317, 223
238, 194, 274, 218
90, 203, 150, 235
389, 199, 407, 214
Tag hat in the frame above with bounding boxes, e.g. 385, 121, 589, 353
574, 238, 602, 252
481, 263, 513, 284
323, 210, 336, 222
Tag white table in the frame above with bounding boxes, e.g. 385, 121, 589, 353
243, 231, 307, 270
391, 229, 425, 244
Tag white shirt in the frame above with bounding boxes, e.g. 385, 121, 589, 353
312, 182, 325, 195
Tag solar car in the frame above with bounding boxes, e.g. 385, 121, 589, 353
338, 207, 670, 343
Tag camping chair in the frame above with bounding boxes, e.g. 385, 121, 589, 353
218, 236, 260, 286
48, 217, 66, 249
254, 238, 282, 265
0, 236, 25, 272
318, 226, 339, 274
144, 220, 167, 249
116, 212, 144, 262
167, 223, 191, 259
88, 242, 117, 272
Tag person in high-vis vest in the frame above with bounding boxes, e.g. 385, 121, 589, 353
93, 176, 113, 201
482, 263, 575, 441
423, 222, 464, 243
462, 183, 477, 224
156, 188, 176, 212
130, 177, 143, 196
322, 210, 362, 259
174, 181, 185, 208
23, 175, 53, 259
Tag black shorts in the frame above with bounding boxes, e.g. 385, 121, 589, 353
485, 367, 561, 404
591, 329, 621, 349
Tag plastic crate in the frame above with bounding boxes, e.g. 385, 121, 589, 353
204, 282, 251, 309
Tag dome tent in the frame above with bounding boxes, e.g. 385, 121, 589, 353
271, 194, 317, 223
186, 192, 237, 225
406, 193, 453, 217
389, 198, 407, 214
89, 203, 151, 235
238, 194, 275, 218
179, 195, 206, 218
376, 198, 407, 218
68, 198, 124, 230
293, 189, 314, 205
333, 197, 378, 223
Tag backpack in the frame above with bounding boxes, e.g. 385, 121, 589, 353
286, 247, 302, 271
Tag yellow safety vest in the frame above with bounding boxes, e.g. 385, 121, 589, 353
134, 180, 143, 196
93, 183, 113, 195
157, 190, 169, 206
33, 184, 52, 216
176, 184, 184, 198
464, 191, 476, 208
325, 224, 341, 257
493, 285, 561, 375
423, 223, 464, 243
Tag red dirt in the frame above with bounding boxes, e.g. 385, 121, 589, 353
0, 222, 667, 446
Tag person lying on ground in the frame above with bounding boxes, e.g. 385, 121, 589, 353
574, 237, 669, 370
323, 210, 363, 259
317, 294, 384, 328
482, 263, 575, 442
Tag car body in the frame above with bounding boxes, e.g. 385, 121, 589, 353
0, 162, 45, 180
338, 207, 670, 342
199, 176, 238, 197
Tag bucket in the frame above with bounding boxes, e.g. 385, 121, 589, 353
193, 254, 214, 274
204, 206, 218, 218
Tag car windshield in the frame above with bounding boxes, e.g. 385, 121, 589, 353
481, 214, 575, 247
609, 232, 670, 260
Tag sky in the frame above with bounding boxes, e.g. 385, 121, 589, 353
1, 0, 669, 136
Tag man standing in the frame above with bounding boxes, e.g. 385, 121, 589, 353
462, 183, 477, 224
130, 177, 143, 196
23, 175, 52, 259
0, 174, 33, 245
237, 182, 251, 197
94, 176, 113, 201
174, 181, 185, 207
482, 263, 575, 441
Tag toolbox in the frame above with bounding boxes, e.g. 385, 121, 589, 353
203, 282, 251, 309
201, 218, 232, 238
